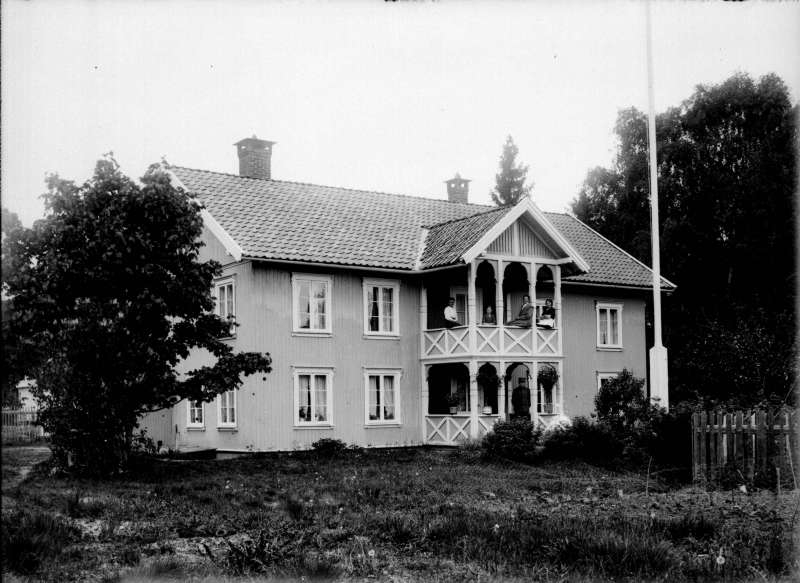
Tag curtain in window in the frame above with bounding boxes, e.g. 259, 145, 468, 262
381, 288, 393, 332
299, 375, 311, 421
383, 376, 395, 420
599, 309, 609, 344
299, 282, 311, 328
368, 287, 380, 331
610, 310, 619, 344
368, 375, 380, 419
314, 375, 327, 421
313, 282, 326, 330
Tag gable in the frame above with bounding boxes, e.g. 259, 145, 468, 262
486, 220, 558, 259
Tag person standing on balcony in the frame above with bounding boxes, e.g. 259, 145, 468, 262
537, 298, 556, 329
506, 295, 533, 327
483, 305, 496, 324
511, 378, 531, 420
443, 297, 461, 328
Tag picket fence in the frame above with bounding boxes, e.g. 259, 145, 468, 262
691, 409, 797, 488
2, 408, 46, 443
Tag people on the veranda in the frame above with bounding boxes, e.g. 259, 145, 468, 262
483, 305, 497, 324
443, 297, 462, 328
506, 295, 534, 327
511, 379, 531, 419
537, 298, 556, 329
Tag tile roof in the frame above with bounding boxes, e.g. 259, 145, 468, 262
170, 166, 674, 290
420, 207, 511, 269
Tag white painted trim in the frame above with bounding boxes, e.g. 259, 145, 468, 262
216, 390, 237, 429
479, 253, 575, 265
201, 209, 244, 262
462, 198, 590, 273
363, 368, 402, 425
214, 276, 236, 337
414, 228, 429, 271
561, 280, 674, 293
596, 371, 622, 392
292, 273, 333, 334
569, 215, 678, 290
363, 278, 401, 337
293, 367, 334, 427
596, 302, 624, 349
186, 399, 205, 429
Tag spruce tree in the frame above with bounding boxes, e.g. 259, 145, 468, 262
490, 135, 533, 206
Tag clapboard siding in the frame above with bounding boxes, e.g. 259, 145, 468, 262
170, 260, 423, 452
560, 292, 647, 419
519, 223, 556, 259
487, 226, 513, 254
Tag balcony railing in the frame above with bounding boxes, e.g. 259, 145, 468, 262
425, 414, 500, 445
422, 324, 560, 358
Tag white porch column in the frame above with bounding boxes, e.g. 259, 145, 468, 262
469, 359, 479, 438
419, 282, 427, 359
420, 363, 429, 443
467, 260, 477, 353
529, 261, 537, 309
497, 259, 504, 353
530, 360, 538, 423
498, 360, 506, 419
554, 265, 562, 355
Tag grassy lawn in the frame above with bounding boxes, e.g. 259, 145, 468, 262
2, 444, 798, 582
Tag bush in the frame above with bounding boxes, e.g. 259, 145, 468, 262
311, 438, 347, 458
540, 416, 623, 465
595, 369, 652, 430
482, 419, 541, 463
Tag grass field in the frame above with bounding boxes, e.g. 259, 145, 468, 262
2, 444, 798, 582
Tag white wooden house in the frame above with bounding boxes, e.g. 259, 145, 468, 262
141, 136, 675, 452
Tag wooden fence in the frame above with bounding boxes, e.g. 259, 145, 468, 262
692, 409, 797, 488
2, 408, 46, 443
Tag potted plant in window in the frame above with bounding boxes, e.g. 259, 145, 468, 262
537, 364, 559, 415
445, 393, 460, 415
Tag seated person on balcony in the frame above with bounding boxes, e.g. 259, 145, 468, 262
511, 379, 531, 420
506, 295, 533, 327
443, 297, 462, 328
537, 298, 556, 329
483, 305, 496, 324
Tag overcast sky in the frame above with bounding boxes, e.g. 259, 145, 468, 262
2, 0, 799, 226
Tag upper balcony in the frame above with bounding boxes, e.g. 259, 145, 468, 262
420, 258, 563, 360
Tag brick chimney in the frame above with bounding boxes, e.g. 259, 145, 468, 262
235, 135, 275, 179
445, 173, 470, 203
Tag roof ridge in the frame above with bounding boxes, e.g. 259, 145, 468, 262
423, 206, 508, 229
170, 165, 493, 210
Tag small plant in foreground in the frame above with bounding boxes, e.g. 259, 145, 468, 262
311, 437, 347, 458
482, 418, 541, 463
1, 509, 77, 575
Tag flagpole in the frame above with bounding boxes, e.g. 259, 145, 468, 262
646, 0, 669, 409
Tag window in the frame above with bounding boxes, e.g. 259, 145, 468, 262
365, 370, 401, 424
596, 303, 623, 348
292, 274, 332, 334
450, 287, 467, 325
597, 372, 620, 392
215, 278, 236, 336
217, 390, 236, 428
294, 368, 333, 426
187, 400, 204, 428
363, 279, 399, 335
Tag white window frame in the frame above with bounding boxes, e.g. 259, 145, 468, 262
364, 368, 402, 425
293, 367, 334, 427
217, 390, 237, 429
214, 277, 236, 337
597, 371, 621, 392
363, 279, 400, 336
450, 286, 468, 326
187, 399, 205, 429
292, 274, 333, 334
596, 302, 623, 349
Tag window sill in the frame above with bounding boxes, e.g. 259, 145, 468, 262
365, 423, 402, 428
186, 426, 206, 431
217, 426, 238, 432
363, 334, 400, 340
294, 424, 334, 430
597, 346, 623, 352
292, 331, 333, 338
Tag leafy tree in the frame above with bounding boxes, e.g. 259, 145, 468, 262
490, 135, 533, 206
2, 207, 25, 406
572, 73, 797, 406
2, 157, 272, 474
